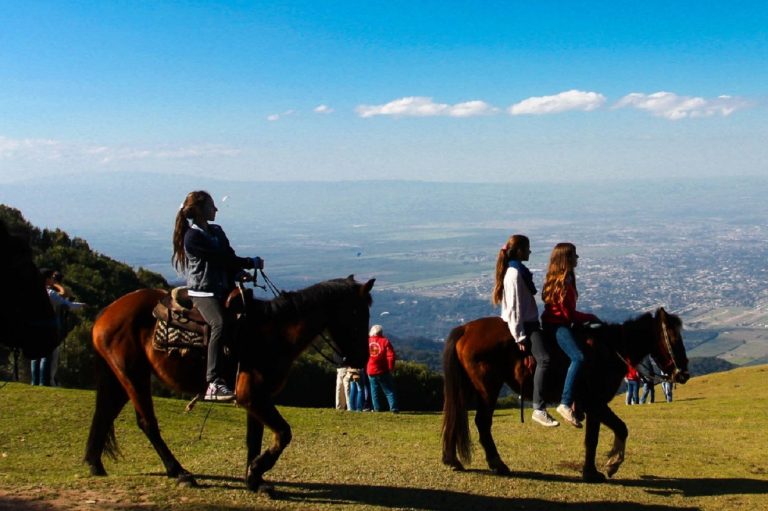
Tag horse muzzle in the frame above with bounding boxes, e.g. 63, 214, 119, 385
673, 370, 690, 384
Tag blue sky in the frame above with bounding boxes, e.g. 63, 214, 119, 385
1, 1, 766, 183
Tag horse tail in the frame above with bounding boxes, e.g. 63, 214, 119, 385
441, 324, 472, 467
85, 352, 126, 466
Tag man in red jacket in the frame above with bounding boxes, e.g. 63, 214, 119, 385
367, 325, 399, 413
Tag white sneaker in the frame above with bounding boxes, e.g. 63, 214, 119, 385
532, 409, 560, 427
204, 381, 236, 402
556, 404, 582, 428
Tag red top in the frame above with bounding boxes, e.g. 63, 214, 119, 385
625, 364, 640, 381
541, 278, 597, 326
367, 335, 396, 376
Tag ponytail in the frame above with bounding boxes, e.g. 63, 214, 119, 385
172, 190, 212, 273
491, 234, 530, 306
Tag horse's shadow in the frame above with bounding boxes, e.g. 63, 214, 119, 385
183, 470, 768, 510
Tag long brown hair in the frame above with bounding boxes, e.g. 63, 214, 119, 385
172, 190, 212, 273
541, 242, 577, 305
491, 234, 530, 306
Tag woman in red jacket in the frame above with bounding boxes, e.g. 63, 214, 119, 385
367, 325, 399, 413
541, 242, 600, 428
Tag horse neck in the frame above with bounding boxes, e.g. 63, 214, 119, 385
615, 314, 656, 365
267, 306, 332, 360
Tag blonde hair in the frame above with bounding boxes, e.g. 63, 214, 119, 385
541, 242, 577, 306
491, 234, 530, 306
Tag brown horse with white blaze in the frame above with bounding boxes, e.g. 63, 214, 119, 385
441, 307, 689, 482
84, 276, 374, 492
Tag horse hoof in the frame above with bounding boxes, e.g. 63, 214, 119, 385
606, 464, 620, 478
256, 482, 275, 497
442, 458, 465, 471
88, 464, 107, 477
177, 473, 198, 488
490, 463, 511, 476
582, 470, 607, 483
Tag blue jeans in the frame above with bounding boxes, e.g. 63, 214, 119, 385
661, 381, 673, 402
348, 379, 364, 411
554, 325, 584, 407
30, 358, 50, 386
640, 381, 655, 403
626, 380, 640, 404
369, 372, 399, 412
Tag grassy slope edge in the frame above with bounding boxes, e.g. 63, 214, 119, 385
1, 366, 766, 511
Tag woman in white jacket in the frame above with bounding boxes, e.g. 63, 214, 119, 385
492, 234, 559, 427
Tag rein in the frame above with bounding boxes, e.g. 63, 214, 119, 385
658, 313, 682, 381
253, 270, 346, 367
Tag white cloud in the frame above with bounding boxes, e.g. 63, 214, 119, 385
267, 109, 297, 122
314, 104, 334, 114
508, 90, 606, 115
356, 97, 498, 118
0, 136, 62, 159
0, 136, 239, 164
95, 144, 240, 164
613, 92, 749, 120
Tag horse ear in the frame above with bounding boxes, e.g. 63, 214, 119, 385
347, 274, 355, 282
364, 278, 375, 293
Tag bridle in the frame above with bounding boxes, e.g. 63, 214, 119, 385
657, 310, 683, 382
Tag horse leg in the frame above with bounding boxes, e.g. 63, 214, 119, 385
245, 413, 268, 491
599, 406, 628, 478
84, 357, 129, 476
127, 376, 196, 486
100, 354, 195, 486
581, 410, 606, 483
475, 384, 509, 475
243, 396, 292, 493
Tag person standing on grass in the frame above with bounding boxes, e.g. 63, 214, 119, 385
625, 362, 641, 405
492, 234, 559, 427
367, 325, 399, 413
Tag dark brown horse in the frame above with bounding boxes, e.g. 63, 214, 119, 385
0, 220, 59, 359
441, 308, 689, 482
84, 276, 374, 492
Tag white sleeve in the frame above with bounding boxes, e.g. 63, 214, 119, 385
48, 290, 85, 310
501, 269, 526, 343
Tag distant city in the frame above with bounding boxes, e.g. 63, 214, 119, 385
3, 173, 767, 365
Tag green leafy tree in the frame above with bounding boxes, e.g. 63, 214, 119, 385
0, 205, 169, 388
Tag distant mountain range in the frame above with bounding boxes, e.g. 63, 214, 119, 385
3, 172, 767, 369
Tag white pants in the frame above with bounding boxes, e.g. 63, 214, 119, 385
335, 368, 350, 410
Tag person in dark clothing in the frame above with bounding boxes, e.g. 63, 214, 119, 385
637, 354, 656, 404
172, 190, 263, 401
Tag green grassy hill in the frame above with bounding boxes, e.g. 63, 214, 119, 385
1, 366, 767, 510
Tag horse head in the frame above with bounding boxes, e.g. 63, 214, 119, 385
324, 275, 375, 368
651, 307, 689, 384
0, 223, 59, 358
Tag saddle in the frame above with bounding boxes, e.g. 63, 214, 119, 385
151, 288, 210, 354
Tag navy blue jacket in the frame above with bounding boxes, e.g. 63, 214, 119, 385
184, 223, 253, 298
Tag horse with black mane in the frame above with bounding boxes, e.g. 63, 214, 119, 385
0, 220, 59, 359
442, 307, 689, 482
84, 275, 374, 492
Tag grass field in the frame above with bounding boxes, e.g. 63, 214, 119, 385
1, 366, 767, 510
